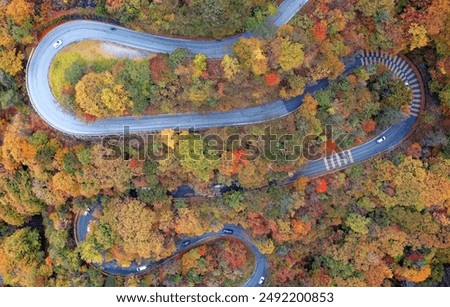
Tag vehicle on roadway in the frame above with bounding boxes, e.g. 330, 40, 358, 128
258, 276, 265, 285
83, 208, 91, 216
376, 136, 386, 144
182, 240, 191, 247
137, 265, 147, 272
87, 226, 90, 233
52, 39, 63, 49
110, 27, 117, 31
222, 229, 234, 234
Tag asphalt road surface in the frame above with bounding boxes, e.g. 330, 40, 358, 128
76, 203, 267, 287
285, 50, 422, 183
33, 0, 424, 287
72, 51, 423, 286
26, 0, 309, 137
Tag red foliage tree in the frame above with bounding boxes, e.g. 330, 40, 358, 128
316, 178, 328, 193
231, 149, 248, 175
222, 241, 247, 270
325, 139, 336, 154
247, 211, 270, 236
84, 113, 97, 123
265, 72, 281, 86
362, 119, 376, 132
149, 55, 170, 84
312, 21, 327, 43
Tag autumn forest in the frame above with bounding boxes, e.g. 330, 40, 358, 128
0, 0, 449, 287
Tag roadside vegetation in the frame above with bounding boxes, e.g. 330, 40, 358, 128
49, 37, 305, 119
96, 0, 278, 39
141, 239, 255, 287
79, 196, 222, 267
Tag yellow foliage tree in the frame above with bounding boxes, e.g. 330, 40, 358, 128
75, 72, 132, 118
0, 49, 24, 76
233, 37, 267, 76
408, 23, 429, 51
52, 171, 81, 197
6, 0, 34, 26
175, 208, 216, 236
101, 198, 176, 262
76, 144, 133, 197
0, 18, 14, 47
395, 265, 431, 283
221, 54, 240, 80
277, 37, 304, 71
254, 238, 275, 255
181, 248, 201, 275
251, 48, 268, 76
0, 228, 50, 286
299, 94, 319, 119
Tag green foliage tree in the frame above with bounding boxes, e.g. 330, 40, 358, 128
223, 191, 244, 211
115, 59, 153, 114
0, 170, 44, 226
137, 185, 167, 204
0, 69, 21, 109
168, 48, 192, 70
178, 133, 221, 181
345, 213, 371, 234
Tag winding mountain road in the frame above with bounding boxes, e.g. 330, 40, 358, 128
74, 49, 424, 286
76, 204, 267, 287
29, 0, 425, 287
286, 51, 423, 182
26, 1, 311, 137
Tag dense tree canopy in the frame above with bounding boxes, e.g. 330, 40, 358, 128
75, 71, 133, 118
0, 0, 449, 288
0, 228, 50, 286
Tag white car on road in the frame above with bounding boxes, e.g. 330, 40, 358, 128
258, 276, 265, 285
137, 265, 147, 272
52, 39, 63, 49
376, 136, 386, 144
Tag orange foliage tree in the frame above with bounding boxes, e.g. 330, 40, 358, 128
265, 72, 280, 86
312, 21, 327, 43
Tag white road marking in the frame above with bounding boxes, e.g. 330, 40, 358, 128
324, 157, 330, 171
329, 156, 336, 169
335, 154, 342, 167
347, 150, 354, 163
398, 60, 408, 71
341, 154, 348, 165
